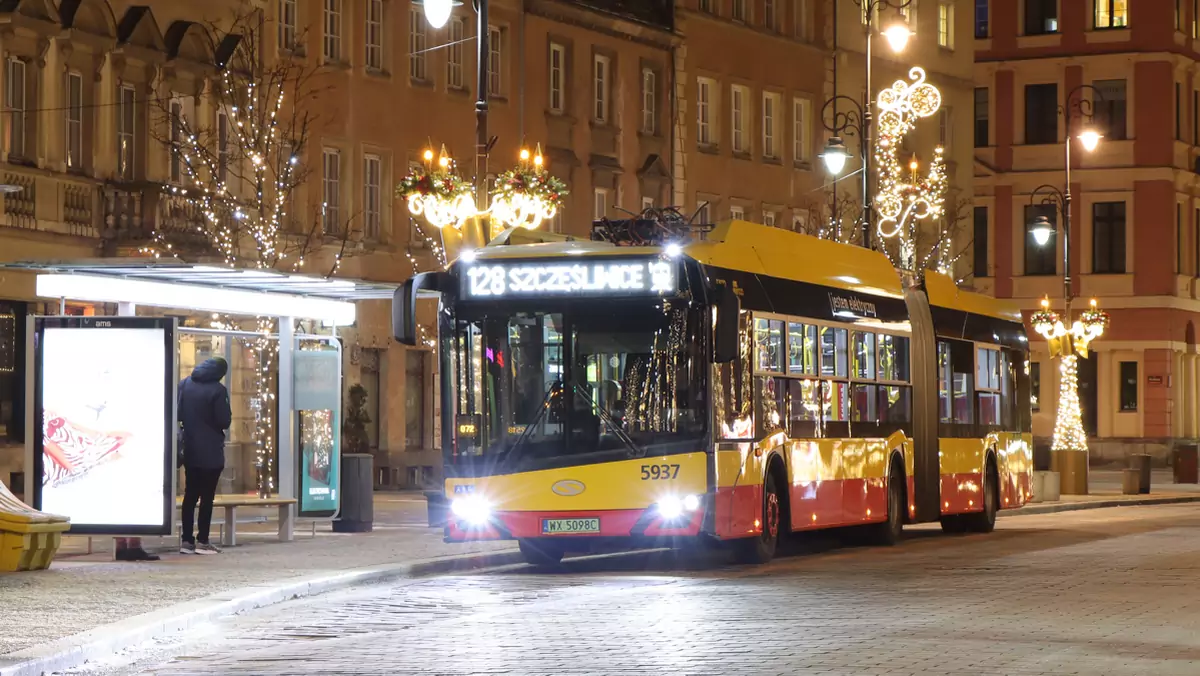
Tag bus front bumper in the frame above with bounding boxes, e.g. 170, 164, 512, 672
445, 503, 707, 542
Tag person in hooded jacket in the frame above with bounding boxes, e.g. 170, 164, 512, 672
178, 357, 232, 555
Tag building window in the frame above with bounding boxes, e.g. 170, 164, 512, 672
1024, 83, 1058, 145
1093, 79, 1127, 141
1178, 0, 1184, 30
732, 85, 748, 153
409, 7, 428, 81
642, 195, 655, 211
322, 148, 340, 234
974, 87, 989, 147
488, 26, 503, 97
696, 201, 712, 224
1177, 82, 1184, 141
795, 0, 811, 39
1119, 361, 1138, 412
973, 206, 988, 277
169, 98, 184, 183
405, 351, 426, 449
1030, 361, 1041, 411
764, 0, 778, 30
1195, 207, 1200, 277
593, 187, 610, 220
65, 72, 82, 170
764, 210, 777, 227
217, 110, 229, 184
1025, 204, 1057, 275
363, 154, 382, 240
697, 77, 715, 147
117, 85, 135, 180
1025, 0, 1058, 34
323, 0, 342, 62
1179, 203, 1186, 273
279, 0, 297, 51
939, 107, 953, 150
1092, 201, 1126, 274
593, 54, 610, 123
763, 92, 780, 159
731, 205, 745, 220
1095, 0, 1128, 28
5, 59, 25, 159
975, 0, 989, 37
1194, 0, 1199, 38
699, 0, 713, 11
642, 68, 657, 134
793, 97, 811, 162
732, 0, 747, 22
549, 42, 565, 113
447, 17, 465, 89
1194, 90, 1199, 144
365, 0, 384, 70
938, 2, 954, 48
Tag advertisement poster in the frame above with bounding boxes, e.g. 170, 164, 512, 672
295, 348, 341, 517
34, 317, 175, 535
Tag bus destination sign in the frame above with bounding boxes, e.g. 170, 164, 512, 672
463, 259, 676, 299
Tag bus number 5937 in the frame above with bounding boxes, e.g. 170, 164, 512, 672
641, 464, 680, 480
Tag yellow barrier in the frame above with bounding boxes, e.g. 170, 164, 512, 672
0, 480, 70, 572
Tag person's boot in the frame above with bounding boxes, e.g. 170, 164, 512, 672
115, 537, 161, 561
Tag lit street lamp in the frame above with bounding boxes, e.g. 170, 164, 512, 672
1028, 83, 1106, 496
820, 0, 913, 249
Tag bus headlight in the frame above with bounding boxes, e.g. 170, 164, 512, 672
451, 495, 492, 526
657, 494, 701, 520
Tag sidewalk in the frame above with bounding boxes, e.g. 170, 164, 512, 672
0, 493, 514, 657
2, 477, 1199, 675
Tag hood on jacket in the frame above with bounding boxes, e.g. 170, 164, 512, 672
191, 357, 229, 383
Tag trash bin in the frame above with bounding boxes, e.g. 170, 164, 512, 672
333, 454, 373, 533
1130, 453, 1152, 495
426, 491, 449, 528
1174, 444, 1199, 484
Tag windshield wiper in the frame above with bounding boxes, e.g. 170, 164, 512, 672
506, 380, 563, 458
571, 383, 647, 459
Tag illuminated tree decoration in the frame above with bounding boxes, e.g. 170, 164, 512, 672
1033, 297, 1110, 453
398, 148, 476, 230
490, 146, 568, 231
874, 67, 948, 271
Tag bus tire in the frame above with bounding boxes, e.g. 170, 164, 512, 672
519, 539, 565, 566
939, 515, 967, 534
735, 469, 782, 564
964, 459, 1000, 534
870, 458, 905, 546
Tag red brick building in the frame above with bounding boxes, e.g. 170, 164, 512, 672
975, 0, 1200, 462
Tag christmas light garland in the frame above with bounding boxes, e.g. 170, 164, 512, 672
1033, 297, 1110, 453
874, 67, 948, 271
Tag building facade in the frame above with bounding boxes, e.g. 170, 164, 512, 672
976, 0, 1200, 462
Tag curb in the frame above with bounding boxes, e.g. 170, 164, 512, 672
0, 547, 523, 676
1003, 494, 1200, 517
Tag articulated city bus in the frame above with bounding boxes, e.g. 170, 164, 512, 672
393, 219, 1032, 565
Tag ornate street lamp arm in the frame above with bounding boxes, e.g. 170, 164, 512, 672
821, 96, 866, 139
1029, 184, 1068, 222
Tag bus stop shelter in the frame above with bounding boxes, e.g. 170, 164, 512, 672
4, 259, 398, 540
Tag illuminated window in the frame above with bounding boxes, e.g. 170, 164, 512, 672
938, 2, 955, 48
1095, 0, 1128, 28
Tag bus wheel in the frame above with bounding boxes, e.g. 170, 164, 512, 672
939, 515, 967, 534
964, 461, 999, 534
735, 470, 781, 564
871, 459, 905, 546
519, 539, 565, 566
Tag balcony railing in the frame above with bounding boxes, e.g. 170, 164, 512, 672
103, 182, 215, 252
0, 168, 101, 238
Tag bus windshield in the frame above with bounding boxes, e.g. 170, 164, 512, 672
450, 301, 705, 466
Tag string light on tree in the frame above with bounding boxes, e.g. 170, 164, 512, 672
873, 67, 948, 272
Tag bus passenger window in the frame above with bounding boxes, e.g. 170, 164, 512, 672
937, 342, 952, 422
879, 386, 912, 424
977, 347, 1001, 427
788, 322, 817, 375
820, 327, 848, 378
878, 334, 910, 382
757, 376, 786, 435
852, 383, 877, 423
852, 332, 876, 380
825, 381, 850, 421
754, 317, 784, 372
788, 379, 821, 424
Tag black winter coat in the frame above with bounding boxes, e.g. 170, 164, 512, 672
179, 358, 232, 470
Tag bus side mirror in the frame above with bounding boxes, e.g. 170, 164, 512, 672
713, 286, 740, 364
393, 272, 451, 346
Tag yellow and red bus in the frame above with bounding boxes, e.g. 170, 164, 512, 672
394, 219, 1032, 564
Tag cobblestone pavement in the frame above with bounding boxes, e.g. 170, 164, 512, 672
74, 503, 1200, 676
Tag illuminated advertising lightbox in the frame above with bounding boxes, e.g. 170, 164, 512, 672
294, 348, 341, 518
462, 259, 677, 299
31, 317, 176, 535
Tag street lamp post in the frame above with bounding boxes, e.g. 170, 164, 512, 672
1028, 84, 1105, 495
420, 0, 492, 247
819, 0, 912, 250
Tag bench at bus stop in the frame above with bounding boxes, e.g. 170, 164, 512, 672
175, 496, 298, 547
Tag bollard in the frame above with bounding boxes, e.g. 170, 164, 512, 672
1131, 453, 1152, 494
1121, 468, 1140, 495
426, 491, 449, 528
1174, 444, 1199, 484
333, 454, 374, 533
1033, 470, 1060, 502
